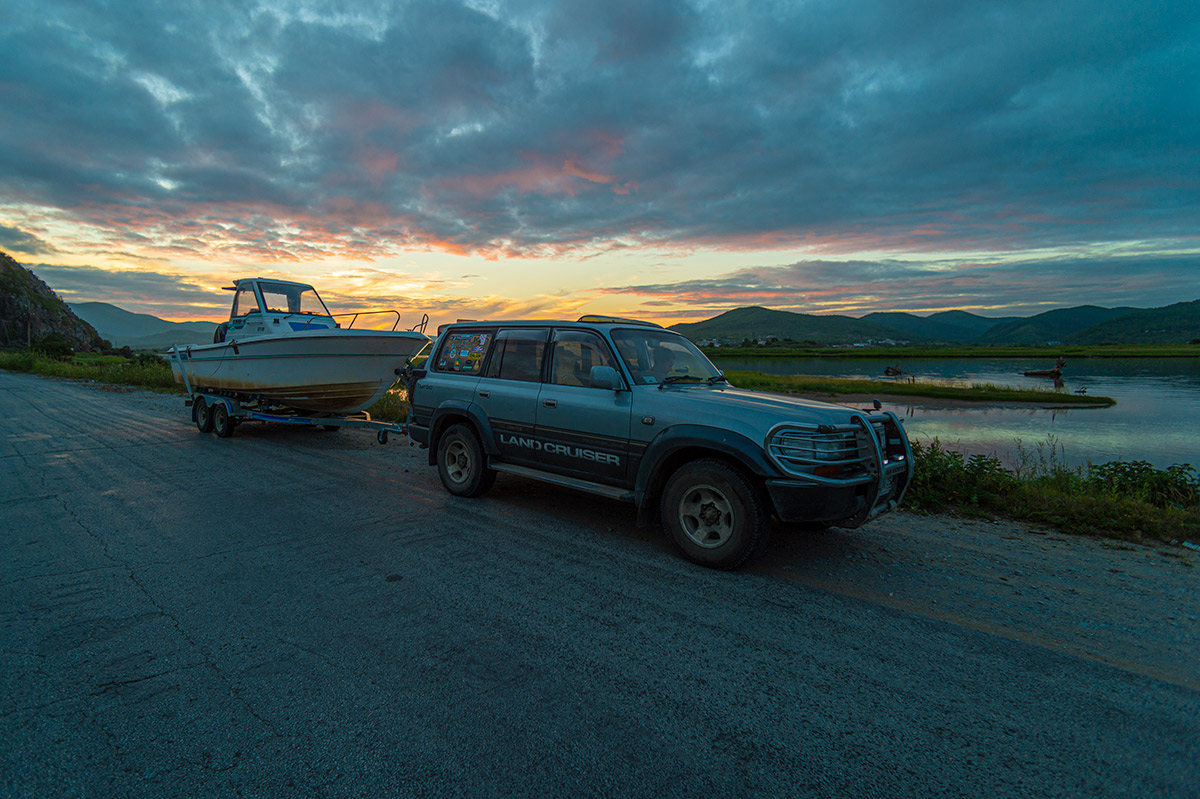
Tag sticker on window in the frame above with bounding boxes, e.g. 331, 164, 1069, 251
440, 332, 492, 374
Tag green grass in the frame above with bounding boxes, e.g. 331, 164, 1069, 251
906, 438, 1200, 544
0, 349, 181, 391
724, 370, 1115, 406
706, 343, 1200, 359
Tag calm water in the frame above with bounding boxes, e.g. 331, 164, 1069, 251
713, 357, 1200, 469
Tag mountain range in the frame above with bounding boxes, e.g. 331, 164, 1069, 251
670, 301, 1200, 346
69, 302, 217, 348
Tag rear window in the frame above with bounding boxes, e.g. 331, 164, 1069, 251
434, 330, 494, 374
485, 328, 549, 382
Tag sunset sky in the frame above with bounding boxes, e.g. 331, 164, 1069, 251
2, 0, 1197, 328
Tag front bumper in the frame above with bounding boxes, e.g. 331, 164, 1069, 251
763, 411, 914, 526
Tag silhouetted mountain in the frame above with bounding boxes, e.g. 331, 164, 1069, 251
861, 310, 1018, 342
670, 306, 912, 345
0, 251, 105, 351
1066, 300, 1200, 344
70, 301, 217, 348
977, 306, 1139, 345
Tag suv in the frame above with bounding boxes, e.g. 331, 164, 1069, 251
406, 317, 913, 569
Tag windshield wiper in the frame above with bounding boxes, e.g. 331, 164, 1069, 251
707, 373, 728, 385
658, 374, 704, 388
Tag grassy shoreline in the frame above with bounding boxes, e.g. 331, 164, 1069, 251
706, 343, 1200, 359
725, 370, 1115, 406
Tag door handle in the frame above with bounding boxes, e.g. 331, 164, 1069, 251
478, 390, 490, 398
542, 399, 557, 408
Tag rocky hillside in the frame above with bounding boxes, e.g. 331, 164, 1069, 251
0, 251, 106, 351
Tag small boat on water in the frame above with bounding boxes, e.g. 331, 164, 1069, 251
1023, 356, 1067, 379
169, 278, 429, 413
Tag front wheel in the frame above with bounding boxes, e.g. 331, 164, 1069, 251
661, 459, 770, 569
437, 424, 495, 497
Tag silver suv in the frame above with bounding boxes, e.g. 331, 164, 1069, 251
406, 317, 913, 569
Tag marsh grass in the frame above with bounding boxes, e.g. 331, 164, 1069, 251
724, 370, 1114, 406
907, 437, 1200, 543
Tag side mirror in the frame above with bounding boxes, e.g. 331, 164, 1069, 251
589, 365, 624, 391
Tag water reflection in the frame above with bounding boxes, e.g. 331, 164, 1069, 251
715, 357, 1200, 469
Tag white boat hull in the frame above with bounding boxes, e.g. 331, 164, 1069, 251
170, 329, 428, 413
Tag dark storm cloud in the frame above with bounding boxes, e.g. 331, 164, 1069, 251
0, 226, 57, 255
1, 0, 1197, 258
605, 253, 1200, 316
30, 264, 221, 314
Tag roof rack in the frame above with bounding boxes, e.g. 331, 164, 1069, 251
575, 314, 663, 328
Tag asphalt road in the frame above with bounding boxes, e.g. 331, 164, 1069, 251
2, 370, 1197, 798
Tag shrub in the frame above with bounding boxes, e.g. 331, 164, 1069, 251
32, 332, 74, 360
906, 437, 1200, 542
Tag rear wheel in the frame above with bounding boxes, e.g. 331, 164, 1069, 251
661, 459, 770, 569
194, 398, 214, 433
212, 403, 235, 438
437, 424, 495, 497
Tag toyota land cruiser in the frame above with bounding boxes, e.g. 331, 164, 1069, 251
406, 317, 913, 569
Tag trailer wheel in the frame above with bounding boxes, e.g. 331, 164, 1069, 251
212, 403, 235, 438
437, 423, 495, 497
194, 398, 215, 433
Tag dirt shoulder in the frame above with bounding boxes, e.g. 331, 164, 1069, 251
754, 510, 1199, 690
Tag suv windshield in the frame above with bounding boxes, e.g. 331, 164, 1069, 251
611, 328, 722, 385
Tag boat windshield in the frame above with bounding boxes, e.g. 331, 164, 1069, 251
610, 328, 723, 385
258, 282, 331, 316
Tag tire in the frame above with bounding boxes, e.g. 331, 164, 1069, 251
212, 403, 235, 438
436, 423, 496, 497
660, 459, 770, 570
194, 398, 214, 433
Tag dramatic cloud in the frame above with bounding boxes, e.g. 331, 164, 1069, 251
0, 225, 57, 255
2, 0, 1197, 261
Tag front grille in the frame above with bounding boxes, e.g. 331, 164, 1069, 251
767, 428, 861, 473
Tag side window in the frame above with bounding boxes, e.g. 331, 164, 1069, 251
434, 330, 494, 374
232, 287, 260, 317
549, 330, 617, 387
484, 328, 549, 382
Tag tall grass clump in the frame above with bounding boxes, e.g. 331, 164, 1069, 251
906, 437, 1200, 543
366, 387, 410, 422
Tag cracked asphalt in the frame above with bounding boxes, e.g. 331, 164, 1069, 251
1, 370, 1197, 797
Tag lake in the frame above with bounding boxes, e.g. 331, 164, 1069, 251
712, 356, 1200, 470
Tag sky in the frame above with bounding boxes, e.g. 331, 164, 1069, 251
1, 0, 1198, 328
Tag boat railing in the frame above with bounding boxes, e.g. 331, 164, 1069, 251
329, 310, 403, 331
291, 309, 429, 334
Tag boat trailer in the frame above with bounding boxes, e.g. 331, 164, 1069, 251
170, 349, 407, 444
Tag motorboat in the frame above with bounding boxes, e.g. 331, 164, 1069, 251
168, 278, 429, 413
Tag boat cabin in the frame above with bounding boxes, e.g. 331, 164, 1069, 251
217, 278, 335, 342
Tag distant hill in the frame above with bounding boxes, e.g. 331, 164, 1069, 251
975, 306, 1140, 345
1066, 300, 1200, 344
0, 251, 105, 351
670, 306, 912, 345
70, 301, 217, 348
861, 310, 1018, 342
